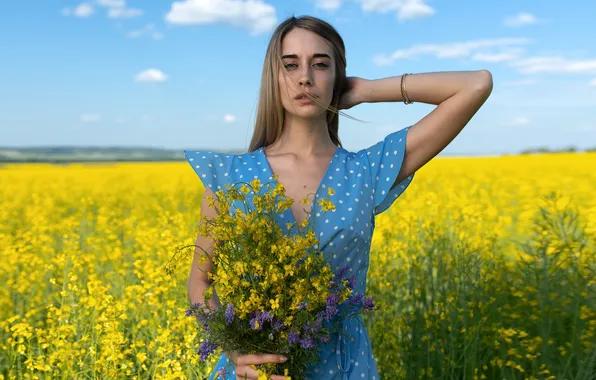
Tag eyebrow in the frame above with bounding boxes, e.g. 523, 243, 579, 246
281, 53, 331, 60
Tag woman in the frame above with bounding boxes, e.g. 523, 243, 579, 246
184, 15, 493, 380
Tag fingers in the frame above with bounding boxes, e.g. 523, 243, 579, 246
236, 354, 287, 366
233, 353, 289, 380
235, 366, 258, 380
234, 368, 289, 380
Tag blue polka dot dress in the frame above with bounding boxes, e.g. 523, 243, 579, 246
184, 126, 415, 379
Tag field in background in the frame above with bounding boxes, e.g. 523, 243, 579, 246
1, 153, 595, 379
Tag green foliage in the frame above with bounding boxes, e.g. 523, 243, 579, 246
367, 193, 596, 379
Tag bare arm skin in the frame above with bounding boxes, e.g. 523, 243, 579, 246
355, 70, 494, 186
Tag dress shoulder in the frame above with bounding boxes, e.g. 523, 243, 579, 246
183, 150, 235, 191
354, 126, 415, 215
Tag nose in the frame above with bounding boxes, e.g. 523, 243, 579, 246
298, 66, 313, 86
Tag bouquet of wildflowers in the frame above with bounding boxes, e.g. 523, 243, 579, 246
169, 177, 375, 379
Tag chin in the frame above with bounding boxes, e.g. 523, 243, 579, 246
285, 105, 328, 120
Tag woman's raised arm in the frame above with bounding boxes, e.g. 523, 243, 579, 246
355, 70, 494, 185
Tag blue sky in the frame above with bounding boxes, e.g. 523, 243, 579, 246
1, 0, 595, 155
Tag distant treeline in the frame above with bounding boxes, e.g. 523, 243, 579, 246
0, 145, 594, 163
0, 146, 243, 164
519, 146, 596, 155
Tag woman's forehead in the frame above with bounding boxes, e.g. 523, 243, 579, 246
281, 28, 331, 56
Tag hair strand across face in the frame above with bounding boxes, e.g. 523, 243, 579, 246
248, 15, 356, 152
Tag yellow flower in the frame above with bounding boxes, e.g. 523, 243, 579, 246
270, 297, 280, 311
4, 150, 593, 380
317, 198, 335, 212
300, 219, 310, 229
250, 178, 262, 190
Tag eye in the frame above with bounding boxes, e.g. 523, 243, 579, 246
314, 62, 329, 68
283, 63, 297, 70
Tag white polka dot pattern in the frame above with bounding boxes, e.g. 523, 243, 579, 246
183, 151, 235, 192
360, 126, 415, 215
183, 126, 416, 379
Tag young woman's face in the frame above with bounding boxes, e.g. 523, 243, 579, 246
278, 27, 336, 120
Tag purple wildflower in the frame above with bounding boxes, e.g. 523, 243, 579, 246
347, 274, 356, 289
272, 318, 284, 332
297, 302, 308, 310
302, 318, 323, 336
225, 304, 235, 324
320, 335, 330, 343
315, 314, 324, 329
218, 367, 229, 378
250, 316, 262, 330
257, 311, 273, 324
198, 341, 218, 361
324, 304, 338, 321
302, 321, 311, 332
196, 313, 212, 333
185, 302, 202, 317
312, 317, 323, 331
363, 296, 375, 311
326, 294, 340, 306
288, 330, 300, 345
337, 264, 350, 279
299, 335, 316, 349
348, 292, 364, 306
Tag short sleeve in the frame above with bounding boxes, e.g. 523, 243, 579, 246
363, 126, 415, 215
183, 150, 234, 192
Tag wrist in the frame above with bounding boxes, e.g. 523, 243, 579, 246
356, 78, 375, 104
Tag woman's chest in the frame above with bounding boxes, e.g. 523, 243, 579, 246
233, 151, 377, 243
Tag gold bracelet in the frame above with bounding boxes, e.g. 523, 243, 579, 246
401, 73, 413, 105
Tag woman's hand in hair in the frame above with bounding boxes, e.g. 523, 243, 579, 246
338, 76, 368, 110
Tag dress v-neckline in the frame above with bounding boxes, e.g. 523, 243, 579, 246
258, 146, 342, 232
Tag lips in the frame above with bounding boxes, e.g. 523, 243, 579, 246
295, 92, 317, 100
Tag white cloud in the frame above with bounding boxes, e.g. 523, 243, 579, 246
590, 78, 596, 87
374, 38, 531, 66
96, 0, 125, 7
473, 48, 524, 63
65, 3, 94, 17
96, 0, 143, 19
375, 38, 596, 89
511, 116, 531, 126
223, 114, 236, 123
504, 12, 538, 27
108, 7, 143, 18
387, 0, 435, 21
316, 0, 341, 10
127, 24, 163, 40
165, 0, 277, 36
81, 114, 101, 123
316, 0, 434, 20
510, 56, 596, 74
134, 69, 168, 82
127, 27, 147, 38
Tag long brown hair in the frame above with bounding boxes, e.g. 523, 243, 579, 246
248, 15, 350, 152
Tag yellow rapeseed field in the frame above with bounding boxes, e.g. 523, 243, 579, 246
1, 152, 595, 379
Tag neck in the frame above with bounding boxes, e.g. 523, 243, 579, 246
270, 113, 335, 155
